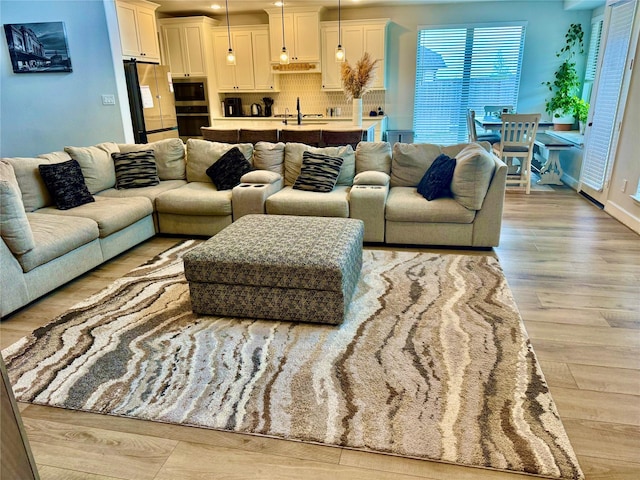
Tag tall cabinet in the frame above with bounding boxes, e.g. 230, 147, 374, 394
321, 19, 389, 90
158, 16, 218, 78
115, 0, 161, 62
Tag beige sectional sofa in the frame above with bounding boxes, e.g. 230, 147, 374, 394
1, 137, 506, 317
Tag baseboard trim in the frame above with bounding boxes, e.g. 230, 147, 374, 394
604, 200, 640, 234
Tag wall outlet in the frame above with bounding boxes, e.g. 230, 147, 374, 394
621, 179, 628, 192
101, 94, 116, 106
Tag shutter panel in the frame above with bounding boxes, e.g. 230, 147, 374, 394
413, 23, 525, 144
581, 0, 636, 191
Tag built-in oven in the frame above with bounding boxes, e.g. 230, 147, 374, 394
173, 78, 209, 139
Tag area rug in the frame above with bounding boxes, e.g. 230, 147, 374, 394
3, 241, 583, 479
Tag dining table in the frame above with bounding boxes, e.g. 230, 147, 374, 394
474, 115, 554, 132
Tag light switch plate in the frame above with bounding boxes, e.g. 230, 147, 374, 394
101, 94, 116, 105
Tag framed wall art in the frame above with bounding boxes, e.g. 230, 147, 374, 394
3, 21, 72, 73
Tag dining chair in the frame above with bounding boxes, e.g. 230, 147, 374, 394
279, 129, 322, 147
484, 105, 514, 117
239, 129, 279, 144
492, 113, 540, 194
201, 128, 239, 144
467, 109, 501, 144
321, 129, 364, 148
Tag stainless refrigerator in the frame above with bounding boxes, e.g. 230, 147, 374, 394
124, 60, 179, 143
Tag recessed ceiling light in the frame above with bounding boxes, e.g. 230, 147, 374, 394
211, 4, 221, 9
274, 2, 285, 7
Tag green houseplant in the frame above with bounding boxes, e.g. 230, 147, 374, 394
543, 23, 584, 130
573, 96, 589, 133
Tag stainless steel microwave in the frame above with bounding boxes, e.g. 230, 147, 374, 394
173, 80, 206, 103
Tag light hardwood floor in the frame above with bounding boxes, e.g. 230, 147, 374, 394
1, 186, 639, 480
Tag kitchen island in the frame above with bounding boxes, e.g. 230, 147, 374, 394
206, 116, 387, 142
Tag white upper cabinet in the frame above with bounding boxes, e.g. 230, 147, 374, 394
212, 26, 279, 92
158, 17, 218, 78
116, 0, 161, 62
266, 7, 322, 63
321, 19, 389, 91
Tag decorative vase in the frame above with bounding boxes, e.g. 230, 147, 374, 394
553, 111, 575, 131
352, 98, 363, 126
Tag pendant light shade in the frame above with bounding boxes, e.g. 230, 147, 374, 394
335, 0, 345, 62
279, 1, 289, 64
225, 0, 236, 65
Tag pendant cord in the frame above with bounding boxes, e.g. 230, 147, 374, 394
281, 2, 286, 49
338, 0, 341, 45
226, 0, 232, 51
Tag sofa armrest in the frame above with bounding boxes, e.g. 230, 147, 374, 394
353, 171, 390, 186
232, 171, 284, 221
472, 156, 508, 247
349, 182, 389, 243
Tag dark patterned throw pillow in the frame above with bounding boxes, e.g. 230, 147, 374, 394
111, 150, 160, 189
417, 154, 457, 201
292, 151, 344, 193
206, 147, 253, 190
38, 159, 94, 210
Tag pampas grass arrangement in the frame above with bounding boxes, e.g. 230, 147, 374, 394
341, 52, 378, 100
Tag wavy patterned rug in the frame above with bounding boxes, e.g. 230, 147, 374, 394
3, 241, 583, 479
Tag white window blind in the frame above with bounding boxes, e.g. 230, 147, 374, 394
413, 23, 526, 144
583, 15, 604, 101
581, 0, 636, 191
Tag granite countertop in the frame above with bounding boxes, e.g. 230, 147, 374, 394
207, 117, 384, 131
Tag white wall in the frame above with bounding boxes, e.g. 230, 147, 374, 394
0, 0, 126, 157
335, 2, 593, 130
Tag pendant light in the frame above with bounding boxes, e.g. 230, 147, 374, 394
279, 1, 289, 64
335, 0, 345, 62
225, 0, 236, 65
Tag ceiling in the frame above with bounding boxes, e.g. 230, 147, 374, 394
156, 1, 475, 16
155, 0, 605, 16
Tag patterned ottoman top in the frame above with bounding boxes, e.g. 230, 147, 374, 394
183, 215, 364, 292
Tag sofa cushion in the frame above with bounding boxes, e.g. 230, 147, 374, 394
38, 151, 73, 163
38, 159, 95, 210
353, 171, 390, 186
64, 142, 119, 194
112, 150, 160, 189
117, 138, 186, 180
390, 143, 442, 187
284, 143, 355, 187
355, 141, 392, 174
266, 185, 350, 217
386, 187, 476, 224
293, 151, 343, 193
36, 196, 152, 238
417, 154, 456, 201
253, 141, 285, 175
451, 144, 496, 210
156, 182, 233, 216
186, 139, 253, 183
206, 147, 253, 190
3, 156, 60, 211
0, 160, 35, 255
96, 180, 186, 203
18, 213, 99, 273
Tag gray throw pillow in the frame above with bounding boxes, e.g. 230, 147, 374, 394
111, 150, 160, 189
292, 151, 343, 193
38, 159, 94, 210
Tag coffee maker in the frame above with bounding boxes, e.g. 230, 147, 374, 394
223, 98, 242, 117
262, 97, 274, 117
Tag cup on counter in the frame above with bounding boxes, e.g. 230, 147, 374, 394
335, 107, 342, 117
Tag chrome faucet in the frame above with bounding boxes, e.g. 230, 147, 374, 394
296, 97, 302, 125
283, 107, 289, 125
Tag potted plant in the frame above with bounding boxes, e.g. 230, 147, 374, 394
543, 23, 584, 130
573, 96, 589, 134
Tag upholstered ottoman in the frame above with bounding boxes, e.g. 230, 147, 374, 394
183, 214, 364, 325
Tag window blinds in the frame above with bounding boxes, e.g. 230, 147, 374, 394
581, 0, 636, 191
413, 23, 525, 144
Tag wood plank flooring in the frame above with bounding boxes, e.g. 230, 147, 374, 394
1, 185, 639, 479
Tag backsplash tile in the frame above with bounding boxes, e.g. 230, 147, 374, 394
221, 73, 385, 118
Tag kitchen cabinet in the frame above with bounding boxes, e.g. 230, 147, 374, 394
116, 0, 161, 62
158, 17, 218, 78
213, 26, 279, 92
266, 7, 322, 64
321, 19, 389, 91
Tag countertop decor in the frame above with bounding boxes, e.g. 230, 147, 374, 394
341, 52, 378, 127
